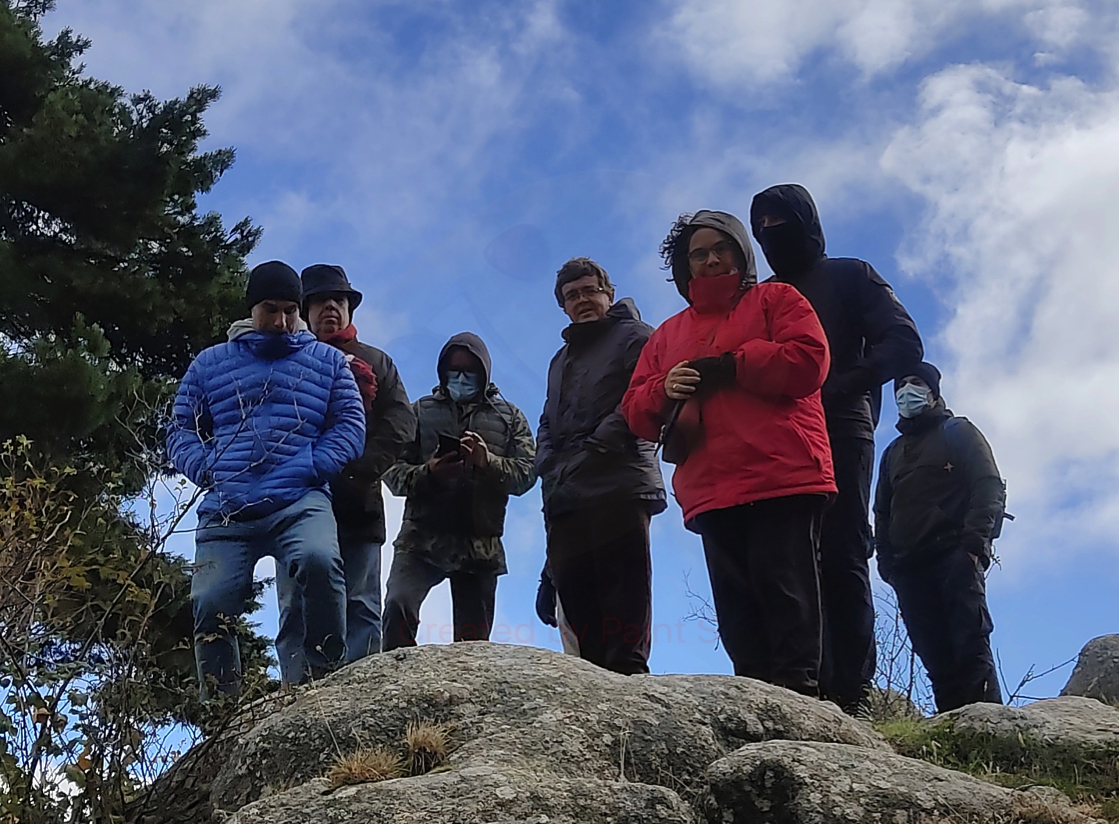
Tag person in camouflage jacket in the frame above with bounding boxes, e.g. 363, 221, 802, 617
382, 332, 536, 649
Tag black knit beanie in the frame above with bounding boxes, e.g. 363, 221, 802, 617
894, 362, 942, 398
245, 261, 302, 311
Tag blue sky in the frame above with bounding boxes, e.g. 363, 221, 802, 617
47, 0, 1119, 700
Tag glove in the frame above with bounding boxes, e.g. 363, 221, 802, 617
961, 533, 992, 570
535, 574, 558, 627
688, 353, 736, 391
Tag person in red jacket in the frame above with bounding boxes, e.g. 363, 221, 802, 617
622, 210, 836, 695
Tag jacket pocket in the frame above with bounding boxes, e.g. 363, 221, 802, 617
297, 443, 321, 486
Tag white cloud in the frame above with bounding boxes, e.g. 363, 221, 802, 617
662, 0, 1099, 85
880, 57, 1119, 565
46, 0, 574, 263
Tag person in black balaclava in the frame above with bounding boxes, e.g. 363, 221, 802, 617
750, 184, 924, 714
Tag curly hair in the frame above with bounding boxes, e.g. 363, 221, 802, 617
659, 213, 695, 271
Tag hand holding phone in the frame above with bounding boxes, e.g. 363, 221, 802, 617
435, 433, 463, 458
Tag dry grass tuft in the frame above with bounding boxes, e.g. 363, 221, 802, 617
1000, 793, 1095, 824
404, 719, 451, 775
327, 746, 405, 788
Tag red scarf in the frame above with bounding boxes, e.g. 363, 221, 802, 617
688, 272, 745, 314
321, 324, 378, 412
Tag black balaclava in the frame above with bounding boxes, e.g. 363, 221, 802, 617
749, 184, 826, 277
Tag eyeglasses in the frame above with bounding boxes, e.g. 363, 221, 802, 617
562, 286, 608, 304
688, 240, 737, 265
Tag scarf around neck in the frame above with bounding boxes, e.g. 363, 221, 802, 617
321, 324, 378, 412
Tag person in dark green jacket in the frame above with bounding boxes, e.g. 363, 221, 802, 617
382, 332, 536, 649
874, 362, 1004, 713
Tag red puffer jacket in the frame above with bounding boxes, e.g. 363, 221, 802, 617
622, 280, 836, 525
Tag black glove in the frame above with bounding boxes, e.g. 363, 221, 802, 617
535, 574, 558, 627
688, 352, 736, 392
962, 533, 992, 570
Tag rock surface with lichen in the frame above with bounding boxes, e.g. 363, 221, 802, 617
128, 642, 1108, 824
941, 696, 1119, 761
1063, 635, 1119, 706
705, 740, 1091, 824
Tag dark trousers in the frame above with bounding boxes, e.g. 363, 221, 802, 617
547, 502, 652, 675
381, 550, 498, 651
890, 548, 1002, 713
694, 495, 825, 696
818, 436, 877, 707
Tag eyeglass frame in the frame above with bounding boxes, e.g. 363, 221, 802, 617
687, 239, 738, 265
561, 285, 610, 304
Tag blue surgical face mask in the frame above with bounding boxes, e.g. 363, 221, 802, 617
446, 370, 483, 403
896, 383, 932, 419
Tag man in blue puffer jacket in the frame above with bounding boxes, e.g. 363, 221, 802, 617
168, 261, 365, 698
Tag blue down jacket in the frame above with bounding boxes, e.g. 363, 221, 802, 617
168, 330, 365, 521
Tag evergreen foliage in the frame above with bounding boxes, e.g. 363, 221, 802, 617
0, 0, 260, 487
0, 2, 273, 818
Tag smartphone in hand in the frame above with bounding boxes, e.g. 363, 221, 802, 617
434, 433, 463, 459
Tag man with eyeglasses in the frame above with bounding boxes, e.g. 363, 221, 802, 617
750, 184, 924, 714
535, 257, 666, 674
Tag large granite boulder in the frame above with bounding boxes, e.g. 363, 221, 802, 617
210, 642, 884, 821
939, 696, 1119, 763
134, 644, 1117, 823
705, 740, 1092, 824
1062, 635, 1119, 705
225, 769, 695, 824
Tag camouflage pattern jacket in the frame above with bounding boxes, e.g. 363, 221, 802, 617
384, 383, 536, 574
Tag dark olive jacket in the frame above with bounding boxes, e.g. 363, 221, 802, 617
383, 333, 536, 573
536, 299, 666, 519
328, 337, 416, 543
874, 402, 1004, 572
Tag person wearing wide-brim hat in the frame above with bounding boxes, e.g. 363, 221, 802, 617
300, 263, 364, 311
271, 263, 416, 682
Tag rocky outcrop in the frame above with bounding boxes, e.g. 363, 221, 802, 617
940, 696, 1119, 762
210, 642, 883, 821
705, 740, 1088, 824
1062, 635, 1119, 705
226, 769, 696, 824
133, 643, 1110, 823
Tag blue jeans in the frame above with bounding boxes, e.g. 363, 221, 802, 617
191, 490, 347, 698
275, 523, 382, 684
